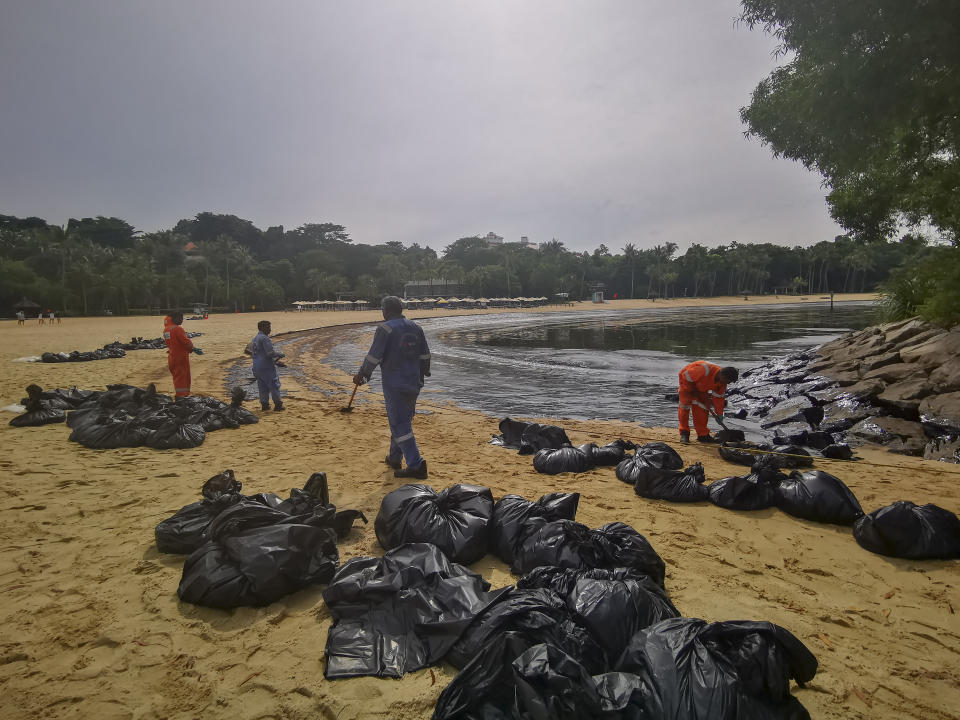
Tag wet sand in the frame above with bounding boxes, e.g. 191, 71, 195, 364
1, 293, 959, 720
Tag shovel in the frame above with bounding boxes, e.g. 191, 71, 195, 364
711, 409, 730, 432
340, 383, 359, 413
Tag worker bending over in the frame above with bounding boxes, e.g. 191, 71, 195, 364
354, 296, 431, 479
677, 360, 738, 443
163, 312, 203, 398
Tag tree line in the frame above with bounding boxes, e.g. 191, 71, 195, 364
0, 211, 927, 316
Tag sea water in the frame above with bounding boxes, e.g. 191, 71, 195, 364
322, 301, 877, 426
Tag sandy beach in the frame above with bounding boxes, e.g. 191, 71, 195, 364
1, 293, 958, 720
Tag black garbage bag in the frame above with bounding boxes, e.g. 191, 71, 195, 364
533, 445, 595, 474
719, 442, 813, 469
518, 567, 680, 660
165, 396, 237, 431
489, 492, 580, 564
708, 462, 785, 511
323, 543, 509, 679
821, 443, 853, 460
435, 633, 660, 720
42, 386, 101, 408
222, 386, 259, 425
511, 520, 665, 588
446, 587, 607, 673
715, 428, 746, 443
274, 473, 369, 537
177, 500, 340, 608
374, 483, 493, 564
578, 439, 635, 466
518, 423, 572, 455
143, 419, 206, 449
776, 470, 864, 525
490, 417, 571, 454
9, 385, 66, 427
9, 405, 66, 427
634, 441, 684, 470
615, 617, 818, 720
773, 445, 815, 468
853, 501, 960, 559
631, 462, 709, 503
155, 469, 246, 554
68, 411, 151, 448
718, 441, 764, 467
490, 417, 531, 447
615, 442, 684, 485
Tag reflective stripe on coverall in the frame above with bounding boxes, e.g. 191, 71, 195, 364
359, 317, 431, 468
163, 317, 194, 397
678, 360, 727, 437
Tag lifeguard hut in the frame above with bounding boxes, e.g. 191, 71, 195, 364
588, 281, 606, 303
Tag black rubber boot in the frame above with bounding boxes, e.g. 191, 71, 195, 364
679, 431, 690, 443
384, 455, 402, 470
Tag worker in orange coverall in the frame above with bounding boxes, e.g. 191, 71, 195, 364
163, 312, 203, 398
677, 360, 738, 443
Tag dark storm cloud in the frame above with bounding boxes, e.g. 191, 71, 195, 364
0, 0, 842, 251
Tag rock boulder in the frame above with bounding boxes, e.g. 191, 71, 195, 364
876, 378, 935, 414
860, 362, 928, 384
899, 329, 960, 369
847, 416, 928, 448
918, 391, 960, 430
929, 359, 960, 393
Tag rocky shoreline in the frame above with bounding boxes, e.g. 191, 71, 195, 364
727, 316, 960, 462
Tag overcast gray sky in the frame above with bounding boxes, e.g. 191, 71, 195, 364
0, 1, 842, 252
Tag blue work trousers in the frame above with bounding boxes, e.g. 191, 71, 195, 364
255, 371, 282, 407
383, 386, 423, 469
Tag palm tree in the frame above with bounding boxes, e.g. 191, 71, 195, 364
623, 243, 640, 298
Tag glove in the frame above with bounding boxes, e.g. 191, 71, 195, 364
193, 348, 204, 355
352, 372, 367, 386
275, 360, 287, 368
276, 352, 286, 359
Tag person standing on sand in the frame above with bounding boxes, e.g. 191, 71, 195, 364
246, 320, 285, 411
353, 295, 431, 479
48, 310, 55, 324
16, 310, 24, 326
162, 312, 203, 398
37, 312, 44, 325
677, 360, 738, 443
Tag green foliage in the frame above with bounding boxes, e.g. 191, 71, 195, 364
739, 0, 960, 243
880, 246, 960, 326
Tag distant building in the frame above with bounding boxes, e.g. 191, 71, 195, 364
404, 279, 466, 298
482, 232, 503, 246
518, 236, 539, 250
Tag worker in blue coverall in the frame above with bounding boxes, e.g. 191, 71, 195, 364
353, 295, 431, 479
247, 320, 285, 411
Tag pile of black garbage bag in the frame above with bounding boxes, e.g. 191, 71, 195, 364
329, 484, 819, 717
155, 470, 367, 608
39, 333, 202, 362
8, 383, 258, 449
